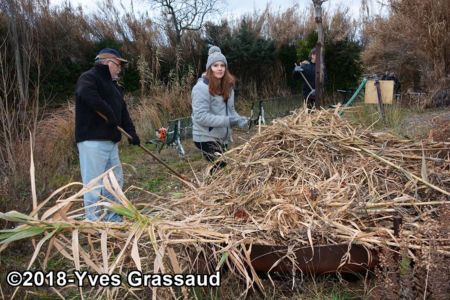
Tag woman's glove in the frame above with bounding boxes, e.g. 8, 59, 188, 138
237, 117, 249, 129
230, 115, 248, 129
229, 115, 240, 127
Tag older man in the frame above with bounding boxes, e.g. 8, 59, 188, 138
75, 48, 140, 222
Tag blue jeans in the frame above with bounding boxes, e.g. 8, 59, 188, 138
77, 140, 123, 222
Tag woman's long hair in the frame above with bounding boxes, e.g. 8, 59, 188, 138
205, 68, 235, 102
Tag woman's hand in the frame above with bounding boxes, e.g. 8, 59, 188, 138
230, 115, 248, 128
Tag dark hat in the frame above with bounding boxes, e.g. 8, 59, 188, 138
95, 48, 128, 64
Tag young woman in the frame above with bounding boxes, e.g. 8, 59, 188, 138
191, 46, 248, 171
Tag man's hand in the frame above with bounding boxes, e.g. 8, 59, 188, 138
128, 133, 141, 146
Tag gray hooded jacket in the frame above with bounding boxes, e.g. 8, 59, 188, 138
191, 77, 241, 144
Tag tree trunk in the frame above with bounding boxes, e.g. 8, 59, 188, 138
175, 42, 181, 81
315, 43, 322, 108
313, 0, 326, 108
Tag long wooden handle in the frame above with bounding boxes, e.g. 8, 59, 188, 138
97, 112, 198, 188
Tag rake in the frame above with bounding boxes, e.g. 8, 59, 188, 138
97, 112, 198, 188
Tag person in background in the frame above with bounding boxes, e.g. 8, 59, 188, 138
293, 48, 319, 108
75, 48, 140, 222
191, 46, 248, 174
382, 71, 401, 95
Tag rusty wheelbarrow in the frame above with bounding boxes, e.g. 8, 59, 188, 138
249, 243, 378, 275
192, 243, 378, 276
247, 216, 403, 275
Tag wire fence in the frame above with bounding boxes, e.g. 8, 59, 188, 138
173, 94, 303, 140
173, 116, 193, 140
250, 94, 303, 124
152, 95, 304, 157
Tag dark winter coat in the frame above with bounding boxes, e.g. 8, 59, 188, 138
75, 63, 136, 143
293, 61, 316, 98
301, 62, 316, 98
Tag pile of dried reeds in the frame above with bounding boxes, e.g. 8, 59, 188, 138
178, 109, 449, 251
1, 108, 449, 299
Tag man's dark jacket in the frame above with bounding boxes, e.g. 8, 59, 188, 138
293, 61, 328, 100
75, 63, 136, 143
300, 62, 315, 98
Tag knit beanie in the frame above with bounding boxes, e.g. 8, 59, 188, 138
206, 46, 227, 70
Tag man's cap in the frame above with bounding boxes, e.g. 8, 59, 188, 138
95, 48, 128, 64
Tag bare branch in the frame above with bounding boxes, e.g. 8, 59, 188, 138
149, 0, 221, 43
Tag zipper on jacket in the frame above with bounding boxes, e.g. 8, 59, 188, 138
225, 100, 229, 139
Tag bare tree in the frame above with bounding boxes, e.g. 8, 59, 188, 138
149, 0, 221, 79
360, 0, 371, 46
151, 0, 222, 45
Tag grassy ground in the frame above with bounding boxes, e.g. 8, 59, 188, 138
342, 103, 450, 140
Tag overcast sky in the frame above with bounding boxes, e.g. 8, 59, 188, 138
224, 0, 366, 19
50, 0, 386, 20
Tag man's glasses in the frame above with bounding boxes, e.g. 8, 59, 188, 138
108, 59, 122, 68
